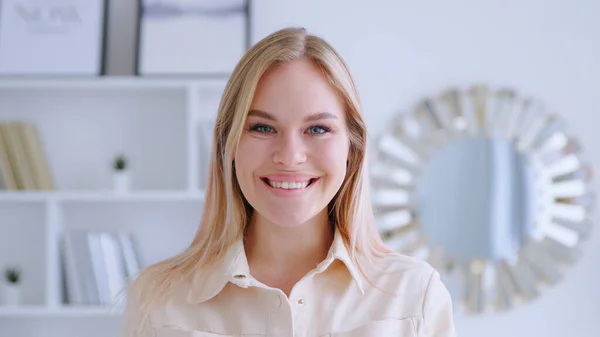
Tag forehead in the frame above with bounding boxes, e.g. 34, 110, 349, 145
249, 59, 345, 120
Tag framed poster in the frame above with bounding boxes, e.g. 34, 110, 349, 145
137, 0, 251, 76
0, 0, 107, 76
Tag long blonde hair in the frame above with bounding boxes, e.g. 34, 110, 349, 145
122, 26, 394, 335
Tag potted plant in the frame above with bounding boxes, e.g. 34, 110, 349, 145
113, 153, 130, 192
1, 266, 21, 306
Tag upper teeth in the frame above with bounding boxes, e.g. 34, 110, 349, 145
268, 180, 310, 189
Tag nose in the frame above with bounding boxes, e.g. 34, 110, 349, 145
272, 133, 307, 166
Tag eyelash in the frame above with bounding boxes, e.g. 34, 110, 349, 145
249, 123, 331, 135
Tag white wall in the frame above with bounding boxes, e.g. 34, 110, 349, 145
250, 1, 600, 336
109, 0, 600, 336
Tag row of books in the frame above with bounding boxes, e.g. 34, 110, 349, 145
0, 122, 55, 190
61, 230, 144, 306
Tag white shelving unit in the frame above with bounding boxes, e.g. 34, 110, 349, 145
0, 305, 120, 318
0, 77, 226, 337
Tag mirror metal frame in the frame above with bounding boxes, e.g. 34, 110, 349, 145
371, 85, 595, 314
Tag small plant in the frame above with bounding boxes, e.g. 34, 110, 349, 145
113, 154, 127, 171
4, 266, 20, 284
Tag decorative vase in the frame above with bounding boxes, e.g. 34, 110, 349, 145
1, 283, 21, 306
113, 170, 131, 192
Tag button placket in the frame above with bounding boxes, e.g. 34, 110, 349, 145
291, 295, 309, 337
272, 294, 282, 308
289, 276, 313, 337
267, 290, 293, 337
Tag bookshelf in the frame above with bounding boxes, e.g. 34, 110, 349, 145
0, 77, 225, 337
0, 305, 120, 318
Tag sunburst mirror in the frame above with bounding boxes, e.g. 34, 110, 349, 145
370, 85, 595, 314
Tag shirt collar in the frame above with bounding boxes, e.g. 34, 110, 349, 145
186, 228, 364, 304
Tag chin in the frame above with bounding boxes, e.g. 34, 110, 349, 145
259, 206, 323, 228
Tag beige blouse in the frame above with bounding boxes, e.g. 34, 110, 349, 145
121, 230, 457, 337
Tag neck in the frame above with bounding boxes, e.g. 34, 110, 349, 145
244, 210, 334, 294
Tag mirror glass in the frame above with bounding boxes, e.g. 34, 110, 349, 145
416, 137, 534, 264
370, 85, 595, 314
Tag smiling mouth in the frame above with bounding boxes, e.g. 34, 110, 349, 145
260, 177, 319, 190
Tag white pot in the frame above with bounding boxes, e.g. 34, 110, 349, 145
113, 171, 131, 192
1, 284, 21, 306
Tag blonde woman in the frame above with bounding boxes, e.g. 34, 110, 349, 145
121, 27, 456, 337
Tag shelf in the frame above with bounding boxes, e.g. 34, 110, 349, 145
0, 76, 217, 337
0, 305, 121, 318
0, 190, 205, 202
0, 76, 228, 90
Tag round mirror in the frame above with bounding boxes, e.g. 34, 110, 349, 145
371, 85, 595, 314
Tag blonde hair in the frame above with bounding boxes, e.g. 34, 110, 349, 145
121, 26, 394, 336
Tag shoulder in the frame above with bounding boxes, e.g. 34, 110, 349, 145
360, 252, 439, 302
365, 251, 436, 282
362, 254, 457, 336
121, 260, 197, 335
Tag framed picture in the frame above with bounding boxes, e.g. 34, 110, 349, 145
136, 0, 251, 76
0, 0, 108, 76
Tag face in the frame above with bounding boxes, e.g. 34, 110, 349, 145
234, 58, 350, 228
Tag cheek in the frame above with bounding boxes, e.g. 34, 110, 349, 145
235, 137, 264, 178
311, 139, 349, 176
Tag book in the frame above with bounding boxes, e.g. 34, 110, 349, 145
0, 121, 55, 190
61, 230, 145, 306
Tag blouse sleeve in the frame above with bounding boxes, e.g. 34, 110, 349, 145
120, 284, 154, 337
420, 269, 457, 337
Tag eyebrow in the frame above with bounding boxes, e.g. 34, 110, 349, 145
247, 109, 338, 122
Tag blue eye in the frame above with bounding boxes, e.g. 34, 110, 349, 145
250, 124, 274, 133
307, 125, 330, 134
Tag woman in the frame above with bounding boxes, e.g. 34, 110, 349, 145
121, 27, 456, 337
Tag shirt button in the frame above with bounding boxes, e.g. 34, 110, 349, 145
233, 274, 246, 280
297, 298, 305, 306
